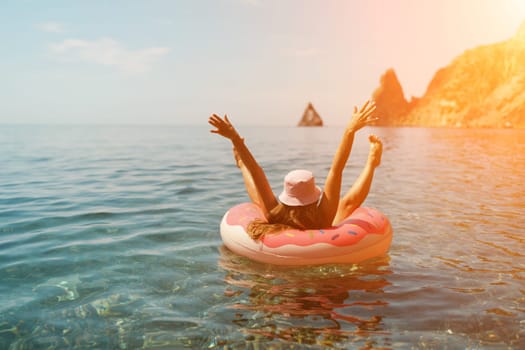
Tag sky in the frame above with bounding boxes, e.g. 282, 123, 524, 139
1, 0, 525, 126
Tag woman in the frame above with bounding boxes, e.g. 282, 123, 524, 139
208, 100, 382, 240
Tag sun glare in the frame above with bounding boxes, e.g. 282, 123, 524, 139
504, 0, 525, 21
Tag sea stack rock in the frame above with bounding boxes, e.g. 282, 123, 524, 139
298, 102, 323, 126
371, 68, 410, 126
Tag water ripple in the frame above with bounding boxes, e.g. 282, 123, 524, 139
1, 126, 524, 348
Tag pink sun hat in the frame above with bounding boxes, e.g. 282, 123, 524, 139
278, 169, 322, 206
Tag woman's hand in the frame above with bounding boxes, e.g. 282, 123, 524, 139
209, 113, 278, 215
208, 114, 242, 142
346, 100, 379, 133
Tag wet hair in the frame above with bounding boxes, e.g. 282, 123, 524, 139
247, 202, 321, 240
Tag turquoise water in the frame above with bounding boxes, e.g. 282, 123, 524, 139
1, 125, 524, 349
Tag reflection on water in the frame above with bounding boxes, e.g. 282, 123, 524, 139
219, 246, 393, 348
219, 248, 392, 346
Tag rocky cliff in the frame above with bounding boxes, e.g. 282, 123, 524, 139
372, 21, 525, 128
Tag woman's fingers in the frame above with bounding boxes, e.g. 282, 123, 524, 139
347, 100, 379, 130
359, 100, 370, 113
208, 120, 218, 128
209, 113, 239, 140
209, 115, 227, 134
367, 116, 379, 124
209, 114, 229, 128
361, 103, 376, 120
208, 114, 222, 125
364, 107, 377, 119
363, 101, 376, 115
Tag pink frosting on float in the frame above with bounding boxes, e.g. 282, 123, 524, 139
224, 202, 389, 248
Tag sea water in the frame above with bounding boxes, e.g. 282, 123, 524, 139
0, 124, 524, 349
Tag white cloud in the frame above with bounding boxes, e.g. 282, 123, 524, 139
37, 21, 65, 33
50, 38, 170, 74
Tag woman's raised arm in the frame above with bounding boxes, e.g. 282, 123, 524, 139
317, 100, 378, 227
208, 114, 278, 217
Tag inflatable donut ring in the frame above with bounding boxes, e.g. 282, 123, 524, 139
220, 202, 393, 266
